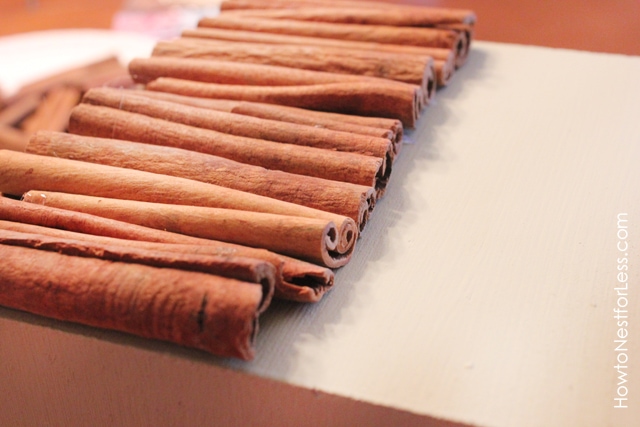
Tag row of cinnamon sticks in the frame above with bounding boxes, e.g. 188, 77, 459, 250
0, 0, 477, 360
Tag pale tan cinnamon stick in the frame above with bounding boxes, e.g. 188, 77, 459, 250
0, 150, 358, 253
68, 104, 388, 193
146, 78, 420, 127
0, 91, 42, 127
0, 228, 276, 291
0, 243, 267, 360
82, 87, 395, 162
126, 90, 403, 146
182, 27, 455, 86
28, 131, 375, 227
22, 191, 353, 268
152, 38, 436, 101
20, 85, 82, 135
0, 125, 28, 152
197, 15, 465, 66
0, 199, 334, 302
220, 0, 477, 26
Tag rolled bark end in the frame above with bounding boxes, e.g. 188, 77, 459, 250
22, 190, 356, 270
0, 243, 267, 360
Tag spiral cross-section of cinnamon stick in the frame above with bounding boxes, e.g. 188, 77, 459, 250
0, 150, 358, 254
22, 191, 353, 268
0, 200, 334, 302
27, 131, 375, 227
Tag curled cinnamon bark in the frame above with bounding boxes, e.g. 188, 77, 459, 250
68, 104, 388, 195
82, 87, 395, 162
220, 0, 477, 26
0, 228, 276, 291
127, 90, 403, 147
146, 78, 420, 128
197, 16, 465, 67
0, 150, 358, 254
0, 200, 334, 303
152, 38, 436, 101
27, 131, 375, 227
182, 27, 455, 86
0, 242, 267, 360
22, 191, 354, 269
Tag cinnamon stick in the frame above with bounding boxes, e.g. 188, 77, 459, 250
82, 87, 395, 162
0, 199, 334, 302
0, 125, 28, 152
0, 228, 276, 291
28, 131, 375, 227
0, 150, 358, 253
182, 27, 455, 86
146, 78, 420, 127
20, 85, 82, 135
129, 56, 426, 110
0, 91, 42, 127
0, 242, 268, 360
22, 191, 353, 268
126, 89, 403, 146
68, 104, 388, 194
220, 0, 477, 26
197, 15, 465, 67
152, 38, 436, 101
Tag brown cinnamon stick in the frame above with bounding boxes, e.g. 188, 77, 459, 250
0, 125, 28, 152
126, 89, 403, 146
220, 0, 477, 26
82, 87, 395, 162
20, 85, 82, 135
68, 103, 388, 194
182, 27, 455, 86
0, 242, 268, 360
146, 78, 420, 127
0, 228, 276, 291
0, 91, 42, 127
197, 15, 465, 67
22, 191, 353, 268
0, 150, 358, 253
152, 38, 436, 101
129, 56, 426, 110
0, 199, 334, 302
28, 131, 375, 227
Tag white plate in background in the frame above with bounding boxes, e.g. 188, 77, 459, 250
0, 29, 156, 97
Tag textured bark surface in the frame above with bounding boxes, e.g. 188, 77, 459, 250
0, 202, 335, 303
83, 87, 394, 160
68, 104, 387, 193
146, 78, 419, 128
28, 131, 374, 227
0, 228, 276, 292
0, 150, 358, 252
152, 38, 435, 97
0, 243, 266, 360
22, 191, 354, 268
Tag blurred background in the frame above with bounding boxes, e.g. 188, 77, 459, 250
1, 0, 639, 55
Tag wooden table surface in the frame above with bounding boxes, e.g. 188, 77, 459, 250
1, 0, 639, 55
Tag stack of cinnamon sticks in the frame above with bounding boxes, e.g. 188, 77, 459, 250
0, 56, 133, 152
0, 0, 476, 360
